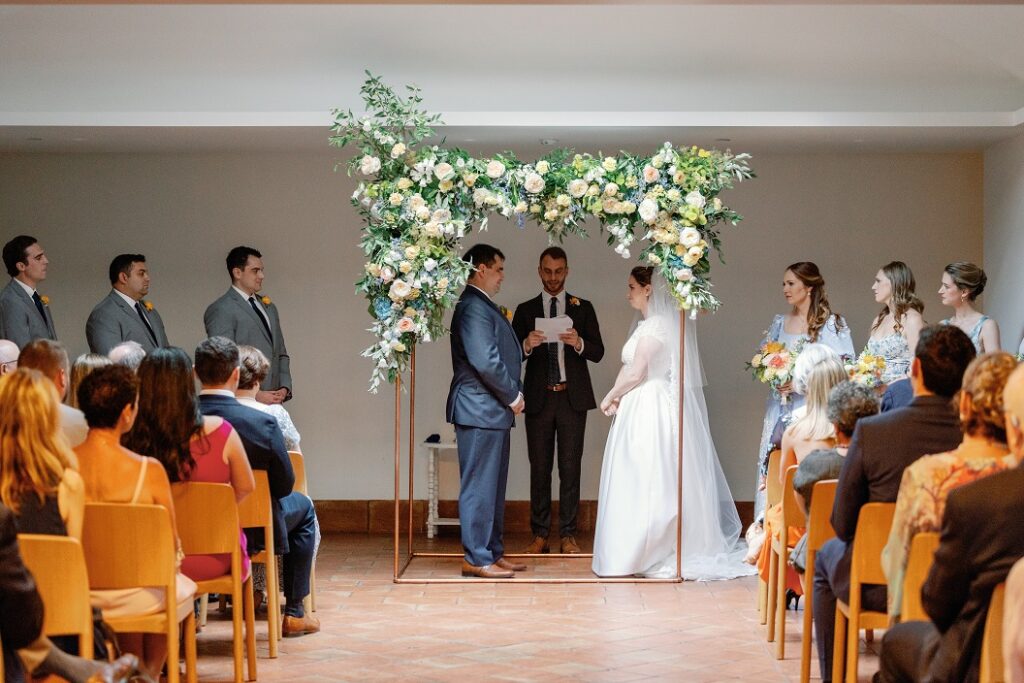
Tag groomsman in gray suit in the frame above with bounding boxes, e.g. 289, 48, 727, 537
204, 246, 292, 403
0, 235, 57, 349
86, 254, 169, 355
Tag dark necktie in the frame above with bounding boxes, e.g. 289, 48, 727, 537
31, 291, 47, 324
547, 296, 561, 384
249, 296, 272, 338
134, 302, 159, 346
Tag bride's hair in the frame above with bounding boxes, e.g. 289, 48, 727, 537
871, 261, 924, 335
630, 266, 654, 287
789, 356, 847, 443
786, 261, 844, 343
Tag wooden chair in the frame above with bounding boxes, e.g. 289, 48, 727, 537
767, 465, 806, 657
799, 479, 838, 683
758, 449, 783, 624
172, 482, 257, 683
237, 471, 279, 658
81, 503, 197, 683
980, 582, 1007, 683
832, 502, 896, 683
17, 534, 94, 658
288, 451, 316, 614
900, 532, 940, 623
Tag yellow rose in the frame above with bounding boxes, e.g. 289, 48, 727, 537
396, 177, 413, 191
391, 341, 407, 352
535, 160, 550, 175
438, 179, 454, 192
530, 203, 542, 214
673, 170, 686, 185
388, 192, 404, 207
404, 245, 420, 259
602, 157, 617, 172
399, 261, 413, 274
556, 194, 571, 208
463, 173, 478, 188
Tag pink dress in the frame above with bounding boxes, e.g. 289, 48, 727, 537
180, 419, 250, 582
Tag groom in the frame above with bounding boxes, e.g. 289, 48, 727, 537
446, 244, 527, 579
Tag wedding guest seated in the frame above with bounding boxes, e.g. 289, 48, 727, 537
882, 352, 1018, 621
789, 381, 880, 574
74, 365, 196, 681
67, 353, 112, 410
123, 347, 254, 583
0, 503, 139, 683
875, 364, 1024, 683
18, 339, 88, 449
194, 336, 319, 637
0, 338, 18, 375
1006, 556, 1024, 683
813, 324, 975, 682
236, 345, 301, 451
108, 340, 145, 372
880, 377, 913, 412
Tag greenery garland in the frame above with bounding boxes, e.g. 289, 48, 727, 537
331, 73, 755, 391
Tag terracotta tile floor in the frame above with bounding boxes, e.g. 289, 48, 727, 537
193, 533, 881, 682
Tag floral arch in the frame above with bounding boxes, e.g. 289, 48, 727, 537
332, 74, 755, 391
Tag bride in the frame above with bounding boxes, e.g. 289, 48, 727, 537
592, 266, 754, 580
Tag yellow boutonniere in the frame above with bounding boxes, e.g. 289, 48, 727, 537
39, 295, 50, 306
143, 300, 154, 312
261, 295, 272, 306
569, 296, 581, 307
499, 305, 513, 321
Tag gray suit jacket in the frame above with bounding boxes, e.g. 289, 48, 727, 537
204, 289, 292, 395
0, 279, 57, 349
86, 290, 170, 354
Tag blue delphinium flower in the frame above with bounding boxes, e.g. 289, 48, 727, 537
373, 297, 392, 319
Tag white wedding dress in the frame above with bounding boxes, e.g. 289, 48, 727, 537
592, 278, 755, 580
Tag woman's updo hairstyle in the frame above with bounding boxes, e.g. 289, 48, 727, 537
630, 266, 654, 287
944, 262, 987, 301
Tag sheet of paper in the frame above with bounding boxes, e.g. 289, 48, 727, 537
535, 315, 572, 341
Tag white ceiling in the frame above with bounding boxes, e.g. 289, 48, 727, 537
1, 3, 1023, 153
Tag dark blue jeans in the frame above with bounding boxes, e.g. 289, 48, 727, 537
279, 492, 317, 617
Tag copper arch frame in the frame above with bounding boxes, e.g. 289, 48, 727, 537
392, 315, 686, 584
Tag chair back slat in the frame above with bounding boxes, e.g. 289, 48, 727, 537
81, 503, 175, 589
17, 534, 93, 652
288, 451, 307, 496
980, 582, 1006, 683
766, 450, 783, 508
901, 531, 940, 622
172, 482, 239, 556
851, 502, 896, 587
807, 480, 838, 551
781, 465, 807, 529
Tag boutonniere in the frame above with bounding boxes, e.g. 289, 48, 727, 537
499, 305, 513, 321
260, 295, 272, 306
569, 296, 581, 307
39, 294, 50, 306
143, 300, 154, 312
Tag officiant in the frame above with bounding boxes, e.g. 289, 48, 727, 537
512, 247, 604, 555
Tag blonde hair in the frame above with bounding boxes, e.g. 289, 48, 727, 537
790, 356, 848, 443
67, 353, 113, 409
959, 352, 1018, 442
0, 369, 75, 514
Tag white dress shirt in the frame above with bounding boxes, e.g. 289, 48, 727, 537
233, 285, 272, 331
14, 278, 37, 298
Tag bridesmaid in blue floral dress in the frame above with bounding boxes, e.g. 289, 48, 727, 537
752, 262, 854, 523
865, 261, 925, 385
938, 262, 1001, 353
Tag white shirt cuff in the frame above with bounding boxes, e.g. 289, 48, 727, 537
509, 392, 524, 408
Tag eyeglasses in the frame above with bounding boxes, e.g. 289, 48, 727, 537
0, 360, 17, 370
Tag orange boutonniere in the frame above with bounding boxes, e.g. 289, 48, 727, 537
261, 295, 272, 306
143, 300, 154, 312
499, 305, 513, 321
39, 295, 50, 306
569, 296, 581, 307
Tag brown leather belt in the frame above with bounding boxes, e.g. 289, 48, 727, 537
547, 383, 568, 392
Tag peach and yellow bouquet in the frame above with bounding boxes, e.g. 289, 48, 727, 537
846, 351, 887, 389
747, 340, 799, 396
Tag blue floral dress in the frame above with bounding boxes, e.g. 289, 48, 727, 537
753, 314, 854, 520
865, 333, 912, 385
941, 315, 990, 353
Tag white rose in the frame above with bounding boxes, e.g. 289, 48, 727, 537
434, 162, 455, 181
567, 179, 588, 198
396, 317, 415, 334
683, 245, 704, 267
423, 258, 438, 272
486, 160, 506, 179
642, 165, 659, 183
514, 201, 528, 214
602, 157, 617, 172
679, 227, 701, 248
713, 197, 722, 211
389, 279, 412, 302
432, 208, 451, 222
603, 182, 619, 197
404, 245, 420, 259
535, 160, 550, 175
380, 266, 395, 284
408, 194, 426, 211
647, 253, 662, 265
423, 222, 441, 238
415, 206, 431, 221
639, 198, 659, 224
674, 268, 693, 282
685, 190, 706, 209
666, 188, 681, 203
554, 194, 570, 208
524, 173, 545, 194
396, 177, 413, 191
359, 155, 381, 176
388, 192, 403, 207
398, 261, 412, 274
621, 201, 636, 214
390, 143, 406, 159
602, 197, 620, 213
365, 262, 382, 278
544, 209, 559, 221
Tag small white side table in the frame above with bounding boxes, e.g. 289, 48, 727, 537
421, 441, 460, 538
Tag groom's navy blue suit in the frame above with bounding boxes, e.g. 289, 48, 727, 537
446, 285, 523, 567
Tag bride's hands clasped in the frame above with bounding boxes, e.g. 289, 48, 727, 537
600, 395, 620, 416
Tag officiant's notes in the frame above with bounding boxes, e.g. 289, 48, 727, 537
535, 315, 572, 341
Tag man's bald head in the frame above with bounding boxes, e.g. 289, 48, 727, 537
1003, 364, 1024, 459
0, 339, 18, 375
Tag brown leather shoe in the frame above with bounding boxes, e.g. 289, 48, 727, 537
282, 613, 321, 638
460, 561, 514, 578
495, 557, 527, 572
560, 536, 582, 554
523, 536, 550, 554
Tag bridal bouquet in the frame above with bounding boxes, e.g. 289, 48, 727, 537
846, 352, 887, 388
746, 340, 800, 395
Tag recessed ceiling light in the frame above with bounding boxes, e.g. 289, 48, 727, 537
540, 138, 558, 146
26, 137, 43, 142
715, 138, 732, 142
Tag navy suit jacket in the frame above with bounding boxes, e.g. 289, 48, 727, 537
198, 393, 295, 554
446, 286, 522, 430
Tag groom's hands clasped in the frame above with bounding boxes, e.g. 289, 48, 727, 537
511, 396, 526, 415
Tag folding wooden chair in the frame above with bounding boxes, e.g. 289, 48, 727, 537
900, 531, 940, 623
81, 503, 197, 683
18, 534, 94, 658
832, 502, 896, 683
799, 479, 838, 683
767, 465, 806, 657
237, 471, 279, 658
287, 451, 316, 614
172, 482, 257, 682
758, 449, 783, 624
980, 582, 1007, 683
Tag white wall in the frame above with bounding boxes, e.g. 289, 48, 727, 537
984, 130, 1024, 354
0, 149, 983, 501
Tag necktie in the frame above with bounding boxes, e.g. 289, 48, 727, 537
134, 302, 159, 346
31, 291, 47, 324
547, 296, 561, 384
249, 297, 272, 338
